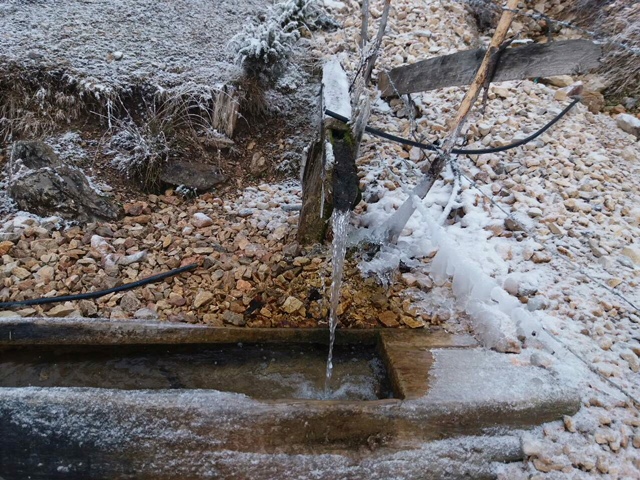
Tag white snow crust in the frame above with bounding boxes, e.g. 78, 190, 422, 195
322, 57, 352, 120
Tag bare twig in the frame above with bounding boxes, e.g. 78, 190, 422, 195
363, 0, 391, 86
360, 0, 369, 50
381, 0, 519, 243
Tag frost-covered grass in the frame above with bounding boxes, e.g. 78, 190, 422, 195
107, 120, 171, 192
0, 0, 268, 141
105, 100, 187, 191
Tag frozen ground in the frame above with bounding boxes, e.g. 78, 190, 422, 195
0, 0, 271, 94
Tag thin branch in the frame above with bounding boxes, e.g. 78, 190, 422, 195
360, 0, 369, 50
363, 0, 391, 86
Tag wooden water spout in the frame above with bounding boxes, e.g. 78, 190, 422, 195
297, 59, 366, 245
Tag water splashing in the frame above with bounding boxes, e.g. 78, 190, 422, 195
324, 210, 350, 395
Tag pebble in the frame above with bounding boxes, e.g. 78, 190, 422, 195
192, 213, 214, 228
616, 113, 640, 139
563, 415, 576, 433
527, 208, 543, 218
282, 296, 304, 314
47, 303, 76, 317
531, 252, 552, 264
378, 310, 399, 327
119, 292, 141, 313
621, 247, 640, 266
222, 310, 245, 326
0, 241, 14, 255
134, 307, 158, 320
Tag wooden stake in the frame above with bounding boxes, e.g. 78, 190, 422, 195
382, 0, 519, 243
363, 0, 391, 86
441, 0, 519, 153
360, 0, 369, 49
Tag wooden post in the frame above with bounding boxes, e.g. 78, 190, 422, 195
297, 59, 363, 245
381, 0, 520, 243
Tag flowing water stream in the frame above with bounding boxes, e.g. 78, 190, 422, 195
324, 210, 350, 395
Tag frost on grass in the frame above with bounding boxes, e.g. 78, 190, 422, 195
106, 120, 170, 192
0, 0, 264, 91
0, 0, 261, 139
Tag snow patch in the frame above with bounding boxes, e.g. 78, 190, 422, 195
322, 57, 351, 120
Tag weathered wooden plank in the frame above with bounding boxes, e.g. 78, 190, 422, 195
0, 318, 381, 346
379, 39, 601, 97
297, 59, 363, 245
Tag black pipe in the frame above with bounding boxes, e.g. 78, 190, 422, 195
0, 263, 198, 309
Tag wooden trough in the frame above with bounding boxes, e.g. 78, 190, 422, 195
0, 318, 580, 479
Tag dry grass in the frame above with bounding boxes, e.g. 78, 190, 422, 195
0, 62, 242, 144
0, 62, 244, 192
105, 86, 243, 192
583, 1, 640, 97
0, 68, 90, 142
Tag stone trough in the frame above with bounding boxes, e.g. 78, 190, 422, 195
0, 318, 580, 479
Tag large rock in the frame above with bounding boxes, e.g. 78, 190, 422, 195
616, 113, 640, 139
7, 141, 122, 224
159, 161, 227, 191
581, 90, 605, 114
544, 75, 574, 88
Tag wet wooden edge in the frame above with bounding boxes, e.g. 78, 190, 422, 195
0, 317, 476, 347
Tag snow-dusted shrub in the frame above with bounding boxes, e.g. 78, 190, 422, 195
229, 0, 332, 83
231, 19, 300, 81
107, 113, 172, 191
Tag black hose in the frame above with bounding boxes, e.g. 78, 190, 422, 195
324, 97, 580, 155
0, 263, 198, 309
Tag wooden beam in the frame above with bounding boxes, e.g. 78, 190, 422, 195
378, 39, 601, 97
